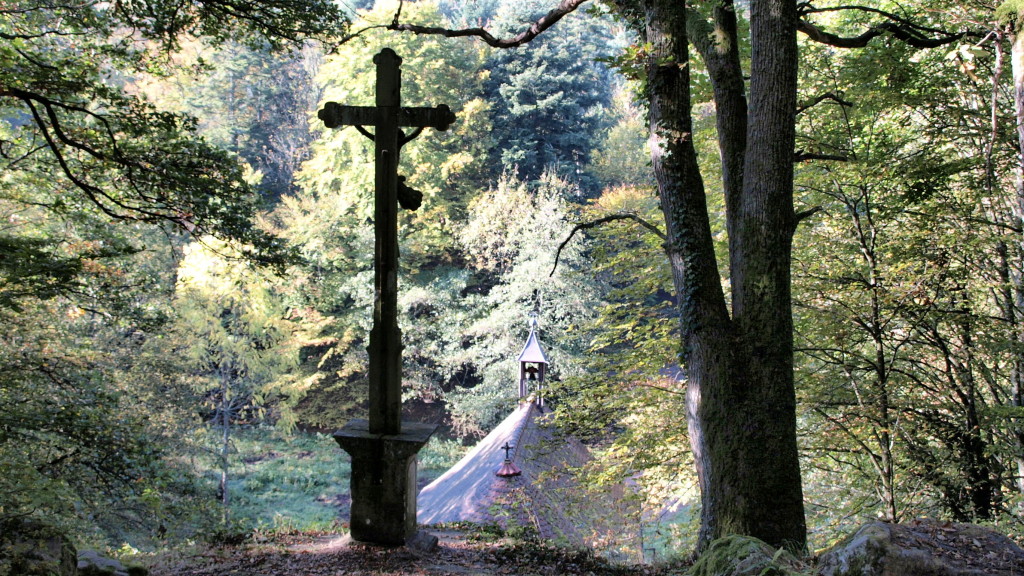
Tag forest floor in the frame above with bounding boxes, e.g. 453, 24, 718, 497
146, 528, 673, 576
137, 520, 1024, 576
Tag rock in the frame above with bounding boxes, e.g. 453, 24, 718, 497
817, 519, 1024, 576
78, 549, 128, 576
406, 531, 439, 553
688, 535, 806, 576
0, 520, 77, 576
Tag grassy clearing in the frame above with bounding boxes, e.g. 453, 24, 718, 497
209, 426, 467, 534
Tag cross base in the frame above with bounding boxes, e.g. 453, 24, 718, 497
333, 419, 437, 545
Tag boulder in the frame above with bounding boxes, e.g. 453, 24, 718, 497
0, 520, 77, 576
817, 519, 1024, 576
688, 535, 807, 576
406, 531, 439, 553
77, 549, 129, 575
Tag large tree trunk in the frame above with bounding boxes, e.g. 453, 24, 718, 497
641, 0, 806, 551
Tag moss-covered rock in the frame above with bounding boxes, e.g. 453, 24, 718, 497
687, 535, 807, 576
78, 549, 130, 575
817, 520, 1024, 576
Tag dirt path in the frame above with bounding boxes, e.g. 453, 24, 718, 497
147, 529, 660, 576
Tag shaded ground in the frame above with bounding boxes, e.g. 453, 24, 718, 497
887, 519, 1024, 575
144, 520, 1024, 575
147, 529, 668, 576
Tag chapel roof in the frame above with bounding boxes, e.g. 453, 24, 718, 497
417, 401, 635, 551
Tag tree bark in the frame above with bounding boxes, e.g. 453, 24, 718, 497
726, 0, 806, 549
639, 0, 806, 551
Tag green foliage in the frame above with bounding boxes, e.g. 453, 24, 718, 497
439, 0, 503, 24
996, 0, 1024, 31
106, 0, 350, 50
0, 166, 196, 541
687, 535, 810, 576
275, 0, 496, 428
450, 172, 601, 434
170, 238, 301, 523
0, 0, 345, 280
280, 3, 609, 437
138, 40, 323, 202
306, 0, 493, 260
418, 437, 470, 479
483, 0, 618, 191
15, 0, 1024, 558
207, 428, 349, 533
184, 427, 465, 535
590, 89, 654, 190
174, 240, 298, 387
542, 183, 694, 555
793, 16, 1023, 542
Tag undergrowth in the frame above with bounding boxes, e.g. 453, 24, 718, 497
200, 427, 468, 538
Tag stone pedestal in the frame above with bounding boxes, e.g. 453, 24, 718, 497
334, 419, 437, 545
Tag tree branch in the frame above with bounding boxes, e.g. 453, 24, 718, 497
794, 205, 823, 224
550, 213, 667, 277
797, 4, 965, 49
794, 150, 849, 162
327, 25, 392, 52
387, 0, 592, 48
797, 92, 853, 114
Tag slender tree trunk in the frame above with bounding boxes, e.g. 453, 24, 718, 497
854, 192, 899, 521
642, 0, 736, 550
641, 0, 806, 551
1009, 29, 1024, 505
220, 363, 231, 525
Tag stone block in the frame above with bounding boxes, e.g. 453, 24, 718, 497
334, 419, 437, 545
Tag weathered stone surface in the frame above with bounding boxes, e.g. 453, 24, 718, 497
78, 549, 130, 575
817, 519, 1024, 576
688, 535, 806, 576
405, 530, 439, 553
334, 419, 437, 545
0, 520, 77, 576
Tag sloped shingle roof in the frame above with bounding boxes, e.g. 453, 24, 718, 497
417, 400, 636, 551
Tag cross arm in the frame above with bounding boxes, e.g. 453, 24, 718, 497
318, 102, 456, 131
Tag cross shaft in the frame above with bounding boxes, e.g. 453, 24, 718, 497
318, 48, 455, 435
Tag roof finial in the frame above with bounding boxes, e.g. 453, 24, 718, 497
496, 441, 522, 477
529, 289, 541, 331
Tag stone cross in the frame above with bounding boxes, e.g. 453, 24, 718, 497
318, 48, 454, 436
319, 48, 452, 545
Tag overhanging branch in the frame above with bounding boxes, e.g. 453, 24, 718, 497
795, 206, 824, 225
794, 150, 849, 162
797, 92, 853, 114
550, 213, 667, 277
387, 0, 591, 48
797, 4, 965, 48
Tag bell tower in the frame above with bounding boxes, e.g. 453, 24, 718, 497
516, 311, 550, 405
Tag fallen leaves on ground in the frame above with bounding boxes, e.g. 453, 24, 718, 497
147, 530, 669, 576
